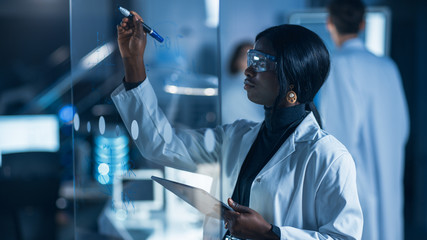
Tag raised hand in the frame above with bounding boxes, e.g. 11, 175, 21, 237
117, 11, 147, 83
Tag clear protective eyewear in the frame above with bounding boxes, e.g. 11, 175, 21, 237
247, 49, 277, 72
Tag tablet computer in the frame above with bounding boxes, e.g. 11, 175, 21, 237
151, 176, 232, 219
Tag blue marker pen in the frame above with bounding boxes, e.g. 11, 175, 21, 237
118, 6, 164, 43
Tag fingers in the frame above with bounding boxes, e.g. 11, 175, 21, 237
227, 198, 235, 207
117, 24, 124, 33
134, 20, 145, 39
223, 208, 238, 221
121, 17, 130, 23
119, 17, 133, 30
117, 24, 133, 39
228, 198, 251, 213
117, 16, 136, 39
129, 11, 145, 38
130, 11, 144, 22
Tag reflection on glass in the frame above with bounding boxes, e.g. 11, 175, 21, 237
112, 170, 164, 218
97, 174, 110, 185
115, 125, 121, 137
163, 122, 173, 144
56, 197, 68, 210
204, 128, 215, 153
71, 0, 220, 239
98, 116, 105, 135
163, 73, 218, 96
131, 120, 139, 140
73, 112, 80, 131
79, 42, 116, 70
98, 162, 110, 175
94, 128, 129, 185
87, 121, 91, 133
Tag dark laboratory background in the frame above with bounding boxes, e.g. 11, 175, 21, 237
0, 0, 426, 239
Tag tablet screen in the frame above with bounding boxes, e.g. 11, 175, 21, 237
151, 176, 232, 219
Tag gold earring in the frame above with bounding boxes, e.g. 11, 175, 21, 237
286, 85, 297, 104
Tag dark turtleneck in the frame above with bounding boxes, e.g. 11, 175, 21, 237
231, 104, 307, 207
227, 104, 306, 239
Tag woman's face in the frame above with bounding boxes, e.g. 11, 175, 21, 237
244, 37, 280, 107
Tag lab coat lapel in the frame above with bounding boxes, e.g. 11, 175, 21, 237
257, 133, 296, 178
230, 122, 263, 186
256, 112, 318, 178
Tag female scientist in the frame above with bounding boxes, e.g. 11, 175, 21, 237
112, 11, 363, 240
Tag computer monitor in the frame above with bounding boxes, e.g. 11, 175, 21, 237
288, 7, 391, 56
0, 115, 60, 155
113, 169, 164, 219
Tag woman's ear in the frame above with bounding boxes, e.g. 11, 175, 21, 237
326, 16, 335, 33
326, 16, 340, 47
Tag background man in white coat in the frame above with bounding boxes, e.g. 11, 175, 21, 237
317, 0, 410, 239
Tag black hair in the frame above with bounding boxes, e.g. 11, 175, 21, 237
255, 24, 330, 127
328, 0, 366, 34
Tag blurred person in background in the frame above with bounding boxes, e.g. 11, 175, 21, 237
317, 0, 410, 239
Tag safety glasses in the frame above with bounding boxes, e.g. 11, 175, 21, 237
247, 49, 277, 72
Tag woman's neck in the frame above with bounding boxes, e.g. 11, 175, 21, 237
264, 104, 306, 132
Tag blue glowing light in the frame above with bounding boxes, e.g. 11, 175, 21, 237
94, 127, 129, 185
98, 163, 110, 175
58, 104, 76, 123
98, 175, 110, 185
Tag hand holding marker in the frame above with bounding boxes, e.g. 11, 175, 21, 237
118, 6, 164, 43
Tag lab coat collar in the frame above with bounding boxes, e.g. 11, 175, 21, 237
341, 37, 365, 51
293, 112, 321, 143
257, 112, 320, 177
230, 113, 320, 189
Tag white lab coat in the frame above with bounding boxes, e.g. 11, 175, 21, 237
111, 79, 363, 240
317, 38, 410, 240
